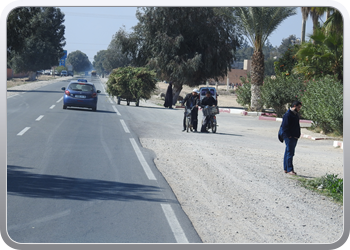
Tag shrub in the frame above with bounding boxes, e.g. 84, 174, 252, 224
236, 76, 251, 109
299, 174, 343, 203
106, 66, 157, 101
301, 75, 343, 135
261, 75, 306, 117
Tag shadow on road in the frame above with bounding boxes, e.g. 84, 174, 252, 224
64, 107, 116, 114
7, 165, 172, 203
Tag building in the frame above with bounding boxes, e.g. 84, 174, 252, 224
212, 59, 251, 86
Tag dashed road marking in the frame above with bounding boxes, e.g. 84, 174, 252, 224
108, 97, 114, 104
35, 115, 44, 121
112, 106, 121, 116
161, 204, 188, 243
120, 119, 130, 133
129, 138, 156, 180
17, 127, 30, 136
56, 97, 63, 103
49, 105, 55, 109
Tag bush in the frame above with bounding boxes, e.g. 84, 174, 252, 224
261, 75, 306, 117
106, 66, 157, 101
236, 76, 251, 109
301, 75, 343, 135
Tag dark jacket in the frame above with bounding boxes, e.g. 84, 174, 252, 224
183, 93, 199, 109
281, 109, 301, 139
201, 96, 217, 107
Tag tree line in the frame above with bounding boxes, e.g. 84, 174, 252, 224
7, 7, 66, 80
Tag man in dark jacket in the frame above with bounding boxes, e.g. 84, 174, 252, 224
281, 101, 302, 175
182, 89, 200, 132
200, 91, 217, 133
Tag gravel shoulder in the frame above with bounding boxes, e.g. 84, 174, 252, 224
137, 83, 344, 244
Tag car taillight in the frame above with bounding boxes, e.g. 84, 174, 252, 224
65, 90, 70, 96
92, 93, 97, 98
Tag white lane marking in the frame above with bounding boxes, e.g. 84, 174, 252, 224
49, 105, 55, 109
120, 119, 130, 133
129, 138, 156, 180
112, 105, 121, 116
108, 97, 114, 104
35, 115, 44, 121
17, 127, 31, 136
161, 204, 189, 243
56, 97, 63, 103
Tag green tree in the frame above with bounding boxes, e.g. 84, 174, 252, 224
118, 7, 243, 105
274, 44, 300, 76
293, 29, 343, 83
102, 31, 132, 72
235, 7, 297, 111
67, 50, 92, 73
7, 7, 66, 80
93, 50, 107, 76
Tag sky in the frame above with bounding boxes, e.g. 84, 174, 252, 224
59, 7, 318, 64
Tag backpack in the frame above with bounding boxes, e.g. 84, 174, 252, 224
278, 124, 284, 143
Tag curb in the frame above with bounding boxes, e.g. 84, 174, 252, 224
258, 115, 312, 124
333, 141, 344, 149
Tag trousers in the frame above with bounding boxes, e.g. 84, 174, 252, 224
284, 137, 298, 172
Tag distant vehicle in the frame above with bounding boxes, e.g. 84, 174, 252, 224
67, 71, 74, 76
91, 70, 97, 77
44, 70, 51, 75
50, 70, 59, 76
61, 79, 101, 111
60, 70, 67, 76
199, 87, 218, 102
36, 70, 44, 75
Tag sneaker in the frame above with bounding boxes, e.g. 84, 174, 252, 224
182, 129, 186, 132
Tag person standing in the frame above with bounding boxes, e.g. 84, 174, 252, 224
281, 101, 302, 175
164, 82, 173, 109
200, 91, 217, 133
181, 89, 200, 132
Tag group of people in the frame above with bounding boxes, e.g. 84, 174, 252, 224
181, 88, 217, 133
181, 91, 302, 176
167, 85, 302, 175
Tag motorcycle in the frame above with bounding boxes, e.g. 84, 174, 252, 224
202, 106, 219, 133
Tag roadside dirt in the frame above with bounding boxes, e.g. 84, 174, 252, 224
153, 81, 243, 108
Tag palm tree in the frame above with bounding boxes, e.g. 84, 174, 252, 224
235, 7, 297, 111
301, 7, 311, 43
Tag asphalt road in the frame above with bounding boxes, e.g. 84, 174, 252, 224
6, 76, 202, 243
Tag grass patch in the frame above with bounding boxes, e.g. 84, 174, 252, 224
295, 174, 343, 204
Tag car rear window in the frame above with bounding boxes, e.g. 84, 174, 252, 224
68, 83, 94, 92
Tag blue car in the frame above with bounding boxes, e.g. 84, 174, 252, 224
61, 79, 101, 111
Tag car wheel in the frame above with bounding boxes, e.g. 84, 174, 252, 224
92, 106, 97, 111
63, 104, 67, 109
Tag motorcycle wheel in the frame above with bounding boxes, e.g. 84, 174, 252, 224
212, 118, 217, 133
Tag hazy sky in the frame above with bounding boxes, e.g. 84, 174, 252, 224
60, 7, 319, 63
